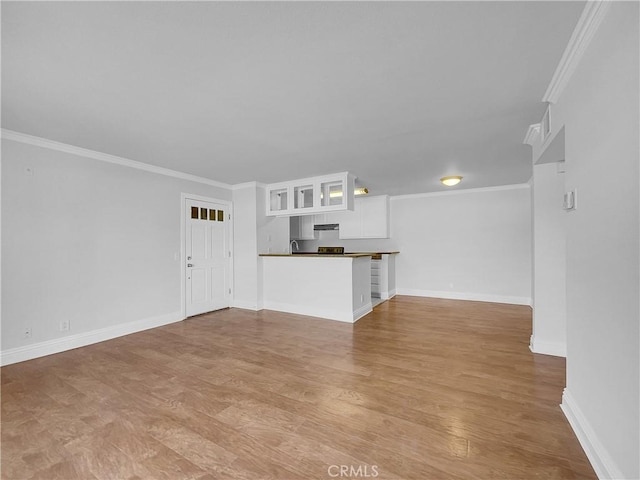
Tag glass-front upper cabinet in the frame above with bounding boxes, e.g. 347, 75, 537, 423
293, 184, 314, 211
320, 180, 345, 208
266, 172, 355, 216
268, 186, 290, 214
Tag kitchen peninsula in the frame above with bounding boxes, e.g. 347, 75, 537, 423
260, 253, 373, 323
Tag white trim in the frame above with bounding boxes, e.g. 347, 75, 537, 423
541, 104, 551, 143
0, 312, 182, 367
523, 123, 541, 146
380, 289, 397, 301
1, 129, 232, 189
396, 289, 532, 306
232, 181, 267, 190
542, 1, 612, 104
391, 183, 530, 201
560, 388, 624, 480
353, 303, 373, 322
529, 335, 566, 357
180, 193, 233, 319
262, 300, 371, 324
230, 301, 261, 311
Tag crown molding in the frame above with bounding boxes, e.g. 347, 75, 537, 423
231, 181, 267, 190
391, 183, 530, 201
523, 123, 541, 146
1, 129, 232, 190
542, 1, 612, 104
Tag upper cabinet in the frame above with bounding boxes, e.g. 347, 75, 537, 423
360, 195, 389, 238
266, 172, 355, 216
337, 195, 390, 239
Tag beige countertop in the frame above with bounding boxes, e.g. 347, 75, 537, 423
349, 251, 399, 255
259, 253, 373, 258
259, 251, 399, 258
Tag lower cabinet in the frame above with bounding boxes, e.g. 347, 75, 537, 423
371, 254, 397, 300
371, 257, 382, 297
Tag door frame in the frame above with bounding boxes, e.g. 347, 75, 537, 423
180, 193, 234, 319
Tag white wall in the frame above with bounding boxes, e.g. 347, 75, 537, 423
256, 185, 289, 257
535, 3, 639, 478
392, 186, 532, 305
256, 185, 290, 309
232, 184, 289, 310
231, 185, 259, 310
1, 139, 230, 363
300, 185, 531, 304
531, 162, 567, 356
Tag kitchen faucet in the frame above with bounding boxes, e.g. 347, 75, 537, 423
289, 240, 299, 254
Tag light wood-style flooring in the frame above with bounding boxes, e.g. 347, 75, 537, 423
1, 296, 595, 479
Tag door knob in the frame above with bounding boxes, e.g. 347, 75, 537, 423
187, 263, 194, 267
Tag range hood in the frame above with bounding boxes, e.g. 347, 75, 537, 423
314, 223, 339, 231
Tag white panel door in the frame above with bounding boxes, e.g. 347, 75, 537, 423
185, 200, 230, 317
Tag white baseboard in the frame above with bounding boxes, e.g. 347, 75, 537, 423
380, 289, 397, 300
231, 300, 260, 311
353, 303, 373, 322
263, 301, 366, 324
560, 389, 624, 479
396, 288, 532, 306
0, 311, 183, 366
529, 335, 567, 357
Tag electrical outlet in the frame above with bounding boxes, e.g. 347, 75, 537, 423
23, 327, 32, 339
59, 320, 70, 332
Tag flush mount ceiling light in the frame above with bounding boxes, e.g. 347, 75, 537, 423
440, 176, 462, 187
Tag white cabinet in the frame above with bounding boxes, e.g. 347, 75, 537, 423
361, 195, 389, 238
290, 215, 316, 240
338, 195, 389, 239
313, 213, 328, 225
371, 254, 397, 300
266, 172, 355, 216
314, 211, 347, 225
333, 209, 359, 238
371, 257, 381, 296
268, 186, 289, 214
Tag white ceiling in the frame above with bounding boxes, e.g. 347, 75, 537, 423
1, 1, 583, 195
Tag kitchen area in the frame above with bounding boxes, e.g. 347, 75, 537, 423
259, 172, 398, 323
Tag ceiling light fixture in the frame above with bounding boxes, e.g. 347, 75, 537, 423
326, 187, 369, 199
440, 176, 462, 187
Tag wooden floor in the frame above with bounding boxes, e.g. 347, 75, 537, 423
1, 296, 595, 479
